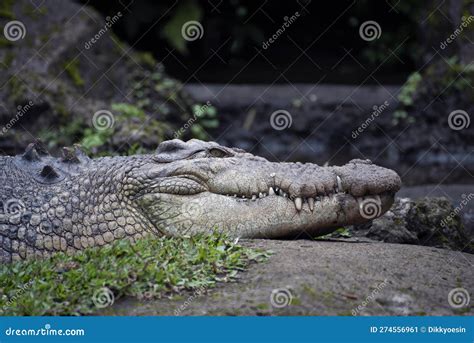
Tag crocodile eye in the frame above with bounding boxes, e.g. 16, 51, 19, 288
208, 148, 230, 158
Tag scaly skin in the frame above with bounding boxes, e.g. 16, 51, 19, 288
0, 139, 401, 263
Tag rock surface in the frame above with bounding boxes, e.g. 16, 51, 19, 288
103, 239, 473, 316
0, 0, 197, 155
352, 197, 472, 252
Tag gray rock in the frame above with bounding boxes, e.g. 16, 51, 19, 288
352, 197, 472, 252
0, 0, 196, 155
102, 240, 474, 316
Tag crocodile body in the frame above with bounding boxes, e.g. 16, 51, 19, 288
0, 139, 401, 263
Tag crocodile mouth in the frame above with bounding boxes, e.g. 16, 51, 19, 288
140, 173, 396, 213
217, 185, 395, 213
136, 171, 397, 238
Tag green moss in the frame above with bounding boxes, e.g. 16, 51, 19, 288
0, 233, 269, 316
301, 283, 318, 299
0, 37, 13, 48
111, 103, 146, 119
255, 303, 269, 311
136, 51, 157, 68
0, 0, 15, 19
110, 33, 126, 54
398, 72, 422, 106
80, 127, 113, 153
63, 59, 85, 87
314, 227, 351, 240
162, 0, 203, 54
7, 75, 27, 104
1, 51, 14, 69
21, 2, 47, 18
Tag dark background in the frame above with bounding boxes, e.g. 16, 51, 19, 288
82, 0, 421, 83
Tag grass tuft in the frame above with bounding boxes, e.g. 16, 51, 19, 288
0, 233, 269, 315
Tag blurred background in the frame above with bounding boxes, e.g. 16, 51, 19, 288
0, 0, 472, 232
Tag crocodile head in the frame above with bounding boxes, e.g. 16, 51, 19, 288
131, 139, 401, 238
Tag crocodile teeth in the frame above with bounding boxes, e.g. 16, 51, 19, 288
294, 197, 302, 211
251, 194, 257, 201
268, 187, 275, 195
336, 175, 343, 193
308, 198, 315, 211
259, 192, 264, 198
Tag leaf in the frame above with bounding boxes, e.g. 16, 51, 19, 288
161, 0, 203, 54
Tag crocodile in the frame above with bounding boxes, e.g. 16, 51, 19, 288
0, 139, 401, 263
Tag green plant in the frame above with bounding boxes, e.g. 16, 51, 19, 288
0, 233, 269, 316
190, 102, 218, 140
393, 72, 422, 125
161, 0, 203, 54
63, 59, 85, 87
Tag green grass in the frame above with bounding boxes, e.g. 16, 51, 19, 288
63, 59, 85, 87
0, 233, 269, 316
